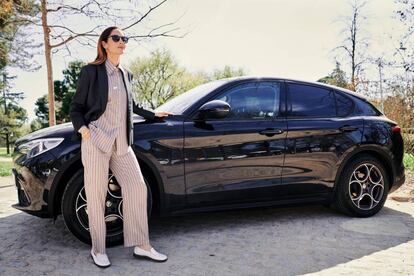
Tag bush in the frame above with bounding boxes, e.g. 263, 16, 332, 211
404, 153, 414, 172
402, 129, 414, 155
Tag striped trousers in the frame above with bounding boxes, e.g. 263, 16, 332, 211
81, 136, 150, 254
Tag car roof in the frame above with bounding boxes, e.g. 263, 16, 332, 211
219, 76, 368, 101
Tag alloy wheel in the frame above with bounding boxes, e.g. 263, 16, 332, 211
348, 163, 385, 211
75, 173, 124, 237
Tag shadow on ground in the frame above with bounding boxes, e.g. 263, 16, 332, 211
1, 201, 413, 275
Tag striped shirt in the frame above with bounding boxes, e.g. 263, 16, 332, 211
80, 59, 129, 155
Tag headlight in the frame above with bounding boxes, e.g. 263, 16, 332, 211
19, 138, 64, 158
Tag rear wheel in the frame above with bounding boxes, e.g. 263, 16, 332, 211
61, 168, 152, 246
333, 155, 389, 217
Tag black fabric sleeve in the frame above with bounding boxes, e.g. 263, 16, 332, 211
70, 66, 89, 133
133, 100, 156, 120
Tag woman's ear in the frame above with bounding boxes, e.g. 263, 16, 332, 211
101, 40, 107, 49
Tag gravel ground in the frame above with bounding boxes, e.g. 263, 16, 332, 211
0, 173, 413, 276
389, 170, 414, 202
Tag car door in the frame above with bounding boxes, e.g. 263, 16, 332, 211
282, 82, 364, 197
183, 81, 287, 207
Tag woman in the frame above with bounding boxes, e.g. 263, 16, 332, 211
69, 26, 172, 268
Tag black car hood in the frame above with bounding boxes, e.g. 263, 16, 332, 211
13, 115, 176, 146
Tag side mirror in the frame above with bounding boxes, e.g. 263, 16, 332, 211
195, 100, 231, 120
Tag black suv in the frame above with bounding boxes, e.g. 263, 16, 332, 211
12, 77, 405, 246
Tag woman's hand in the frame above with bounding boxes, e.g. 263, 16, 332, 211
154, 111, 173, 118
79, 126, 91, 140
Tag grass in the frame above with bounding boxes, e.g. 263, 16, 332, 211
0, 161, 13, 177
404, 153, 414, 172
0, 147, 13, 177
0, 147, 13, 158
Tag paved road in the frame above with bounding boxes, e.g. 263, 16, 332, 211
1, 175, 414, 276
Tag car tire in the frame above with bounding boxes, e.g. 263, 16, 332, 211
333, 155, 389, 217
61, 168, 153, 246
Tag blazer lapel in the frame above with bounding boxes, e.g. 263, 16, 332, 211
98, 63, 108, 111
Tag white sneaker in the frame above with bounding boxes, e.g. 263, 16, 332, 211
133, 246, 168, 262
90, 249, 111, 268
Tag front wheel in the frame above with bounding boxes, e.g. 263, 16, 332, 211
61, 169, 153, 246
333, 155, 389, 217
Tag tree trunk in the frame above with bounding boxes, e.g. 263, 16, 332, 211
5, 133, 10, 155
40, 0, 55, 126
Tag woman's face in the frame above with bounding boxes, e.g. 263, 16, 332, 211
102, 29, 127, 56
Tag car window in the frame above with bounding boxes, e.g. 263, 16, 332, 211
335, 92, 354, 117
353, 97, 382, 116
214, 82, 280, 120
288, 84, 336, 117
154, 79, 228, 115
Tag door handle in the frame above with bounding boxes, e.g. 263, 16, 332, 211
339, 125, 358, 132
259, 128, 284, 137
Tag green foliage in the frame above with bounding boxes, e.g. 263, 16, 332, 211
34, 95, 48, 128
210, 65, 246, 81
0, 0, 39, 148
404, 153, 414, 172
0, 160, 13, 176
30, 119, 42, 132
129, 49, 246, 109
0, 147, 12, 156
0, 0, 40, 72
63, 60, 85, 89
0, 99, 28, 145
129, 49, 193, 109
34, 60, 85, 126
317, 62, 349, 88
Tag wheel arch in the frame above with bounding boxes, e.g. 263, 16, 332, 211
49, 153, 166, 219
333, 145, 394, 194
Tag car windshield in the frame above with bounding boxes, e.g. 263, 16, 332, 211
154, 79, 228, 115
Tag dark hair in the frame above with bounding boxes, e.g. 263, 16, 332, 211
89, 26, 119, 65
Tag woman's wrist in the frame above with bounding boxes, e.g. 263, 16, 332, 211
78, 125, 89, 134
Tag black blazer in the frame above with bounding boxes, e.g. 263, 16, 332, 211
69, 62, 156, 144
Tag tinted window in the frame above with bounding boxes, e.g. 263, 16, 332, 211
353, 97, 382, 116
154, 79, 228, 115
288, 84, 336, 117
215, 82, 280, 120
335, 92, 354, 116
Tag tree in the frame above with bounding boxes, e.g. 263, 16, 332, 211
0, 0, 40, 73
33, 94, 48, 128
34, 60, 85, 126
129, 49, 246, 109
335, 0, 369, 92
0, 94, 28, 151
396, 0, 414, 73
0, 71, 26, 152
58, 60, 85, 122
209, 65, 246, 81
317, 62, 349, 88
1, 1, 42, 151
33, 0, 182, 127
383, 92, 414, 154
130, 49, 205, 109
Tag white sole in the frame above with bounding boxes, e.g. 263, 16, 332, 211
133, 252, 168, 262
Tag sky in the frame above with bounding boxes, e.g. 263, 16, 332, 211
7, 0, 406, 121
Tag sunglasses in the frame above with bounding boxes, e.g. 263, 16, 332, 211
109, 35, 129, 43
